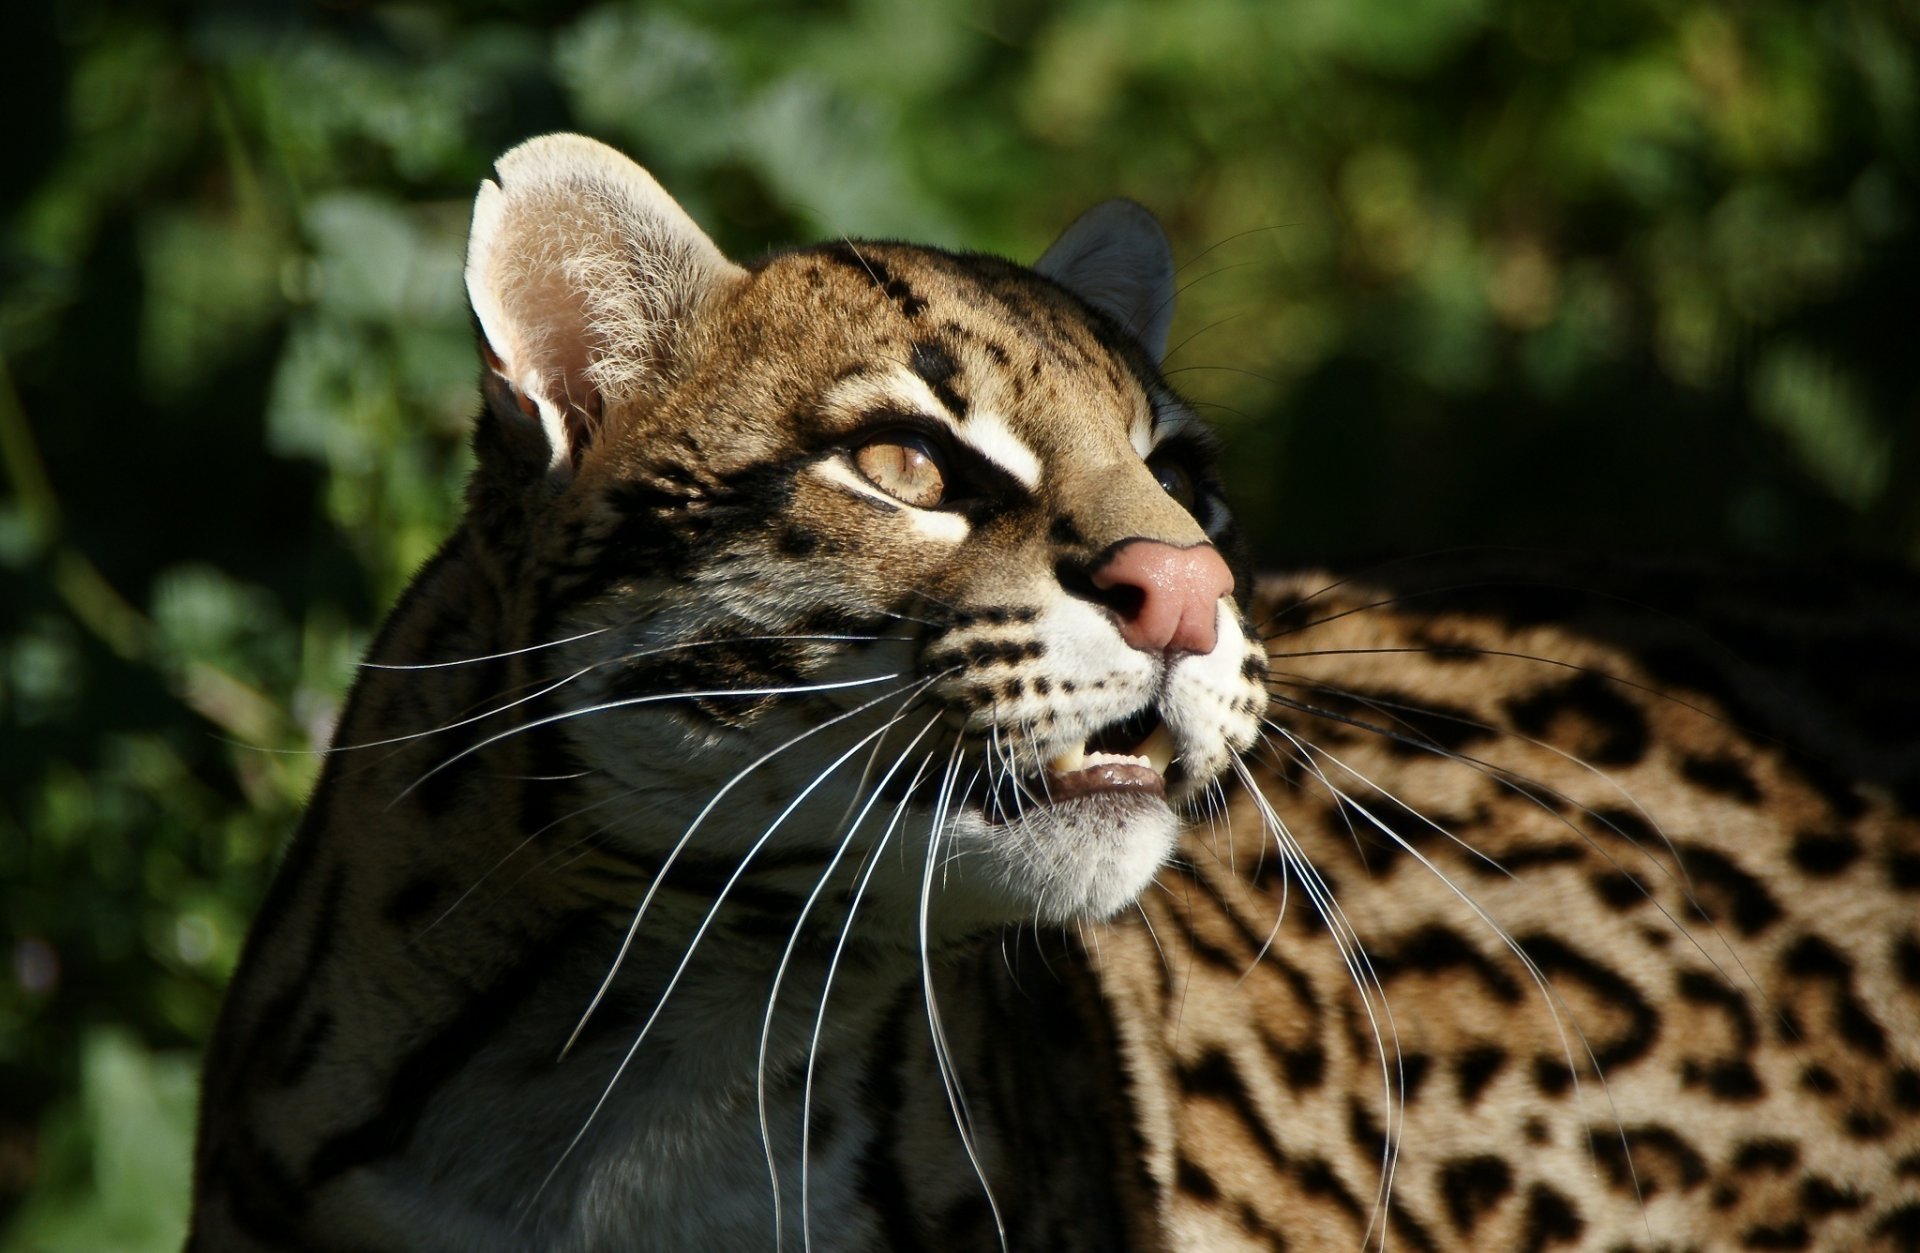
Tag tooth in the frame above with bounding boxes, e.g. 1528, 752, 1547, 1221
1085, 752, 1150, 768
1138, 724, 1176, 775
1048, 743, 1087, 774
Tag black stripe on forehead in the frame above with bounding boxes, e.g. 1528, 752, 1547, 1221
816, 242, 927, 317
909, 339, 967, 418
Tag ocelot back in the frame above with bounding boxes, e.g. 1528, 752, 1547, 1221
189, 134, 1920, 1251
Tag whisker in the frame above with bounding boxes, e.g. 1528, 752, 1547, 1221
757, 700, 946, 1245
918, 745, 1009, 1251
563, 673, 934, 1055
395, 672, 906, 807
529, 682, 932, 1216
801, 747, 940, 1253
1266, 731, 1652, 1233
1230, 754, 1405, 1248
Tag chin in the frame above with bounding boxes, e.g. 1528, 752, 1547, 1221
938, 793, 1183, 928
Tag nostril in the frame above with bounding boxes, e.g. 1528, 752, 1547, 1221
1053, 559, 1145, 618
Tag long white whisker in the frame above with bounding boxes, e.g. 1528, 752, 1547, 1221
529, 684, 926, 1216
1271, 729, 1653, 1238
801, 747, 940, 1253
1266, 677, 1765, 1000
757, 694, 946, 1248
396, 672, 904, 806
1231, 754, 1404, 1250
564, 675, 923, 1055
918, 746, 1008, 1250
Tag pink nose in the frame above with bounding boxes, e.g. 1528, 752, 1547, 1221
1090, 539, 1234, 656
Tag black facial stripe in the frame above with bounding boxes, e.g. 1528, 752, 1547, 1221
909, 339, 968, 418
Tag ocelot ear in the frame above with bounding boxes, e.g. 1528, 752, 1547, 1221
465, 134, 746, 478
1034, 200, 1176, 363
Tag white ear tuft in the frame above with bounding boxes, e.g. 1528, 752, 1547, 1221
465, 133, 745, 475
1034, 201, 1177, 362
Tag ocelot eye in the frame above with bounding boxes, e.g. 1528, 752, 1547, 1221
1151, 459, 1197, 513
855, 434, 949, 508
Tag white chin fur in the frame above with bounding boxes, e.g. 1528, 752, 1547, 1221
927, 795, 1180, 928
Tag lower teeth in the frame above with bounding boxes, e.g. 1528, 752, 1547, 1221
1046, 723, 1177, 777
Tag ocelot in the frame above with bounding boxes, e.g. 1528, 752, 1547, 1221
189, 134, 1920, 1251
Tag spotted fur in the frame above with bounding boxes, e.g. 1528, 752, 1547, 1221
190, 136, 1920, 1251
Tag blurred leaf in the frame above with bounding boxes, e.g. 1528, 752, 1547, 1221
1, 1032, 194, 1253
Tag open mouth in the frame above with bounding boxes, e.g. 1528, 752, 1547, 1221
1020, 704, 1176, 806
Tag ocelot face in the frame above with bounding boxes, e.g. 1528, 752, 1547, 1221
468, 137, 1267, 930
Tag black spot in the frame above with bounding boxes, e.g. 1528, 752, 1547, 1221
1844, 1110, 1891, 1140
382, 874, 444, 927
1895, 1069, 1920, 1110
1587, 1124, 1708, 1199
778, 526, 820, 557
1486, 844, 1586, 874
238, 864, 345, 1084
1175, 1155, 1218, 1200
1781, 934, 1887, 1057
1519, 932, 1663, 1071
1675, 969, 1757, 1047
1783, 934, 1849, 978
1891, 854, 1920, 890
1348, 1097, 1382, 1151
1455, 1046, 1508, 1104
1741, 1222, 1811, 1249
1679, 752, 1763, 804
1295, 1158, 1363, 1218
908, 340, 966, 416
1177, 1050, 1288, 1170
1438, 1154, 1512, 1232
1342, 686, 1496, 756
856, 991, 927, 1249
1873, 1204, 1920, 1245
1799, 1176, 1863, 1215
1400, 1052, 1432, 1102
277, 1010, 335, 1088
1799, 1065, 1839, 1095
1895, 934, 1920, 989
1524, 1117, 1549, 1145
1504, 672, 1650, 767
1279, 1042, 1326, 1091
1731, 1138, 1799, 1171
939, 1193, 992, 1243
1676, 844, 1783, 936
1049, 515, 1085, 546
1370, 925, 1522, 1002
1790, 831, 1862, 875
1534, 1055, 1576, 1097
1681, 1058, 1765, 1100
883, 279, 927, 317
1518, 1183, 1585, 1250
909, 339, 957, 389
1590, 870, 1646, 911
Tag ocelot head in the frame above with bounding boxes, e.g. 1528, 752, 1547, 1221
464, 135, 1267, 936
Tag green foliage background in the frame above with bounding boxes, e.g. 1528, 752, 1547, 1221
2, 0, 1915, 1244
